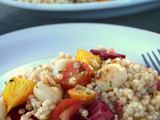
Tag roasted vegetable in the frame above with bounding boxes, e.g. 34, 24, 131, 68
68, 85, 96, 103
52, 99, 83, 120
75, 49, 102, 70
3, 77, 36, 111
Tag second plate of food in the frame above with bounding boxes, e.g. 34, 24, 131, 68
0, 0, 160, 19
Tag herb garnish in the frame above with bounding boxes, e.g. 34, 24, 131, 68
110, 81, 112, 87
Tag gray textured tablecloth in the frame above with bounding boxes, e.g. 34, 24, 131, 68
0, 4, 160, 35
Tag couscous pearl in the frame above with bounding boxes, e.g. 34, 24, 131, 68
35, 112, 41, 117
94, 86, 100, 93
58, 52, 65, 58
26, 104, 32, 110
69, 77, 77, 84
92, 60, 100, 67
31, 99, 36, 103
147, 116, 153, 120
128, 117, 133, 120
6, 116, 12, 120
126, 107, 134, 115
50, 104, 56, 110
114, 114, 118, 120
136, 92, 141, 98
110, 97, 116, 102
18, 109, 25, 114
87, 84, 93, 90
57, 74, 63, 79
151, 99, 157, 106
98, 45, 106, 51
155, 104, 159, 110
91, 82, 96, 86
40, 114, 46, 119
108, 91, 114, 97
138, 105, 143, 110
102, 92, 108, 99
81, 110, 89, 117
79, 108, 84, 113
74, 62, 81, 68
28, 95, 35, 100
128, 93, 133, 99
113, 88, 118, 93
26, 112, 32, 117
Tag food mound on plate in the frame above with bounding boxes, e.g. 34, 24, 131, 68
14, 0, 111, 4
0, 45, 160, 120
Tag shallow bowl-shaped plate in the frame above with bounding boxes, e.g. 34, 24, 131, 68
0, 23, 160, 90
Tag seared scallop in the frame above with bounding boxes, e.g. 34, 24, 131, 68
34, 81, 63, 104
96, 63, 128, 91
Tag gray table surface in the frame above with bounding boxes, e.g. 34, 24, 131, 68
0, 4, 160, 35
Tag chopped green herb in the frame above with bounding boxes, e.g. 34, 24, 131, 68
110, 81, 112, 87
67, 80, 71, 86
99, 71, 103, 76
5, 81, 7, 84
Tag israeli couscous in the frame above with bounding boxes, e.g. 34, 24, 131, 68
0, 46, 160, 120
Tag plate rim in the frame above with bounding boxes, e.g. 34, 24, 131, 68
1, 23, 160, 40
0, 0, 158, 11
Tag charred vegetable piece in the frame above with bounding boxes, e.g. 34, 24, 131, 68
68, 85, 96, 103
3, 77, 36, 111
87, 99, 114, 120
90, 49, 126, 60
75, 49, 102, 70
52, 99, 83, 120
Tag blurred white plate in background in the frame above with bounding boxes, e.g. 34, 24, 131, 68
0, 0, 160, 19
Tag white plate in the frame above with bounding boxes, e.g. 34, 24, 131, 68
0, 0, 160, 19
0, 23, 160, 90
